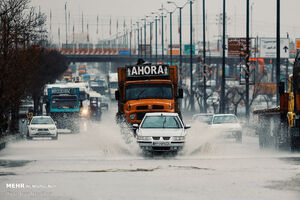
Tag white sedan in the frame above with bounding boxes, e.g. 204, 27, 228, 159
27, 116, 58, 140
135, 112, 190, 153
210, 114, 242, 143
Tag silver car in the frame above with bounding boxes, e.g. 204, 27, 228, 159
135, 112, 190, 153
27, 116, 58, 140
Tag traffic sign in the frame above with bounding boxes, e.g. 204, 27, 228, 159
184, 44, 195, 55
228, 38, 250, 57
259, 38, 289, 58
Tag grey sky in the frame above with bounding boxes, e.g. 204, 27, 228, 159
31, 0, 300, 45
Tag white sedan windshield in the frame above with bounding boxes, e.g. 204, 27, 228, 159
31, 118, 54, 125
213, 116, 238, 124
141, 116, 182, 128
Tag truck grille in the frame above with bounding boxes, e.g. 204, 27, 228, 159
152, 105, 164, 109
136, 105, 148, 110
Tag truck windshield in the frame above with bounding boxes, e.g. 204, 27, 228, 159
51, 95, 78, 109
125, 84, 173, 101
141, 116, 182, 128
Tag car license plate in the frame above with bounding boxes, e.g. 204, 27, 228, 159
39, 132, 49, 134
153, 142, 170, 146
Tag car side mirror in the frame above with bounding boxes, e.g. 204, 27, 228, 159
115, 90, 120, 101
177, 88, 183, 98
184, 124, 191, 129
132, 124, 139, 128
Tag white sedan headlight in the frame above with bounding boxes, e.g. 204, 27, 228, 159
137, 136, 152, 141
49, 127, 56, 130
173, 136, 185, 141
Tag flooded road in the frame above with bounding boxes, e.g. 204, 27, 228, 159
0, 106, 299, 200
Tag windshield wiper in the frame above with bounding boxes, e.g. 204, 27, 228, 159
162, 117, 166, 128
136, 89, 147, 99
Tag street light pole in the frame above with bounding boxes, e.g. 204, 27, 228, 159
276, 0, 280, 106
144, 19, 147, 60
190, 0, 195, 112
179, 7, 182, 87
155, 17, 158, 62
161, 5, 164, 62
203, 0, 207, 113
150, 22, 153, 62
246, 0, 250, 118
170, 11, 173, 65
220, 0, 226, 114
137, 22, 140, 57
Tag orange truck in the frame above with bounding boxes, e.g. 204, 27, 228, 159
115, 63, 183, 125
78, 66, 87, 76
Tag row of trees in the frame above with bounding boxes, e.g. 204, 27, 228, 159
0, 0, 67, 135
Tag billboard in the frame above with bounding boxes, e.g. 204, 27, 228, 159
259, 38, 289, 58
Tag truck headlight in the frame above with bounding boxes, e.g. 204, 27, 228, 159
138, 136, 152, 141
173, 136, 185, 141
129, 114, 135, 120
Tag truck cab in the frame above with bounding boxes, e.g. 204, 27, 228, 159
115, 63, 183, 125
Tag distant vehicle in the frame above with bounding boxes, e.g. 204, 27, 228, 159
207, 96, 219, 105
90, 79, 108, 95
78, 66, 87, 76
135, 112, 190, 153
62, 72, 72, 82
26, 116, 57, 140
192, 113, 213, 124
44, 84, 82, 133
99, 96, 110, 110
108, 73, 118, 100
82, 74, 91, 82
210, 114, 242, 143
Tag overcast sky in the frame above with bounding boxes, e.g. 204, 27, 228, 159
30, 0, 300, 45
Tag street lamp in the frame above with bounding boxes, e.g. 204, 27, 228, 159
167, 1, 189, 88
141, 18, 147, 60
136, 22, 140, 57
151, 12, 161, 63
189, 0, 195, 112
159, 6, 176, 66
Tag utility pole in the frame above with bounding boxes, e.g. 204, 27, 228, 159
245, 0, 250, 118
220, 0, 226, 114
137, 22, 140, 57
150, 22, 153, 62
161, 5, 164, 62
144, 19, 147, 60
276, 0, 280, 106
65, 3, 68, 45
190, 0, 195, 112
155, 17, 158, 62
203, 0, 207, 113
179, 7, 182, 87
170, 11, 173, 65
